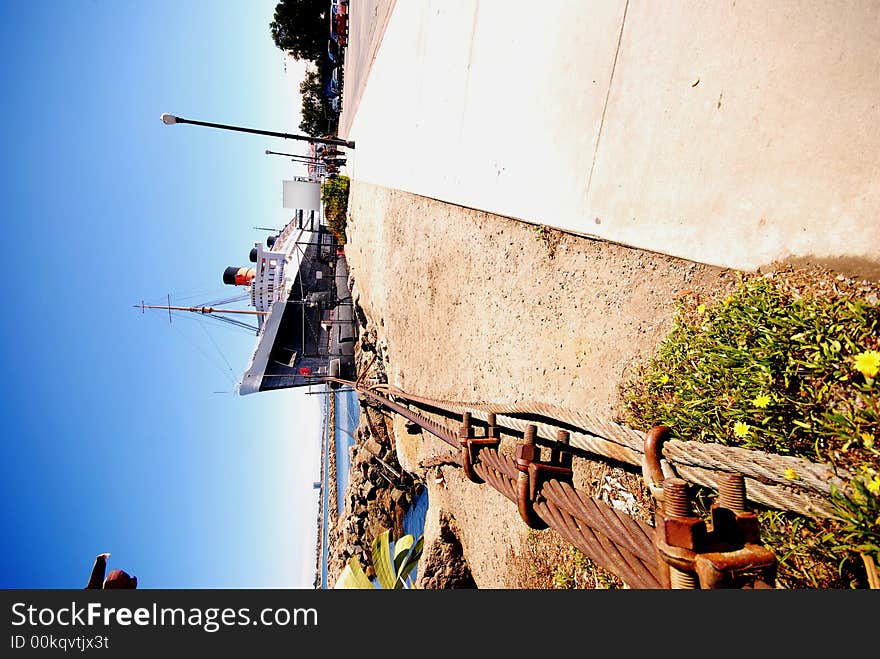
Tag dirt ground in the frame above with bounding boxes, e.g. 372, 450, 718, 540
340, 180, 867, 588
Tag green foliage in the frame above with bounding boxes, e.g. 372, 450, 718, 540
321, 175, 350, 244
622, 274, 879, 587
624, 276, 878, 467
751, 509, 863, 588
830, 472, 880, 562
531, 223, 561, 258
269, 0, 327, 61
334, 530, 424, 589
298, 67, 326, 136
516, 529, 623, 589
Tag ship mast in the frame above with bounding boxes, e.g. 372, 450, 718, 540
136, 302, 267, 316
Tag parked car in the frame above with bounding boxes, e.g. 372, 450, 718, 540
327, 39, 340, 66
324, 68, 340, 99
330, 1, 348, 47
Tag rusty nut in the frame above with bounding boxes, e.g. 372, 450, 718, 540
515, 443, 539, 472
657, 512, 706, 551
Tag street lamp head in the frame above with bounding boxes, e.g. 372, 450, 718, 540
160, 113, 178, 125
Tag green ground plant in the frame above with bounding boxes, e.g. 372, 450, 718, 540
334, 529, 423, 589
321, 175, 350, 244
622, 274, 879, 588
514, 529, 623, 589
531, 223, 562, 258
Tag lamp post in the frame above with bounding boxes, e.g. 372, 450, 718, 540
160, 113, 355, 149
265, 149, 320, 162
266, 149, 346, 171
265, 149, 323, 165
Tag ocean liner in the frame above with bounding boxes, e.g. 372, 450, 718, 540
139, 210, 358, 394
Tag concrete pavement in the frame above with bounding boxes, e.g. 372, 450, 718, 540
340, 0, 880, 279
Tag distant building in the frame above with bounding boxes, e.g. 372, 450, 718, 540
307, 143, 327, 182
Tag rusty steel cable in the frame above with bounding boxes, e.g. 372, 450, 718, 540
373, 384, 643, 465
409, 407, 664, 584
337, 380, 666, 588
366, 383, 848, 519
466, 445, 662, 588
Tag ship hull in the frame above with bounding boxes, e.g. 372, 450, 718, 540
238, 225, 357, 394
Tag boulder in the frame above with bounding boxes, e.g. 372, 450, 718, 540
416, 511, 476, 589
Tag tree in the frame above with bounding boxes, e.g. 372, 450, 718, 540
298, 67, 326, 136
269, 0, 327, 62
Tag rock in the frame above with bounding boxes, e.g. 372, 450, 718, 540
416, 511, 476, 589
392, 488, 409, 507
363, 437, 384, 457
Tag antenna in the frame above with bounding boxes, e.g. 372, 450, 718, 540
167, 294, 172, 324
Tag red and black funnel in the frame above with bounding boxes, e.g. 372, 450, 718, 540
223, 266, 255, 286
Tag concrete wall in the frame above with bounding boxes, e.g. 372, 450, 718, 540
347, 0, 880, 278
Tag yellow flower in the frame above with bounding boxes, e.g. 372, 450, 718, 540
862, 433, 875, 450
723, 297, 733, 307
853, 350, 880, 378
696, 303, 706, 314
784, 468, 799, 480
752, 394, 771, 408
733, 421, 750, 438
659, 374, 670, 385
867, 476, 880, 496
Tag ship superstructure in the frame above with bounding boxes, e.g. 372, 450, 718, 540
226, 212, 357, 394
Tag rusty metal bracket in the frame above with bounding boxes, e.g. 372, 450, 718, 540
515, 425, 573, 529
653, 474, 777, 588
642, 425, 679, 505
459, 412, 501, 483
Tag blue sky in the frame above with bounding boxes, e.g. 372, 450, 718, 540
0, 1, 326, 588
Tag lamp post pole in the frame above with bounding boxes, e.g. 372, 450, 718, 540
265, 149, 319, 161
160, 113, 355, 149
265, 149, 323, 164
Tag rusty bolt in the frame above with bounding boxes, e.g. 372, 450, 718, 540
661, 480, 703, 549
458, 412, 474, 440
515, 445, 539, 472
548, 429, 571, 468
515, 425, 539, 473
718, 473, 747, 513
670, 568, 697, 590
657, 477, 705, 588
663, 478, 693, 517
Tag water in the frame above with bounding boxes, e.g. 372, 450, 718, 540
333, 388, 359, 515
319, 386, 429, 588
